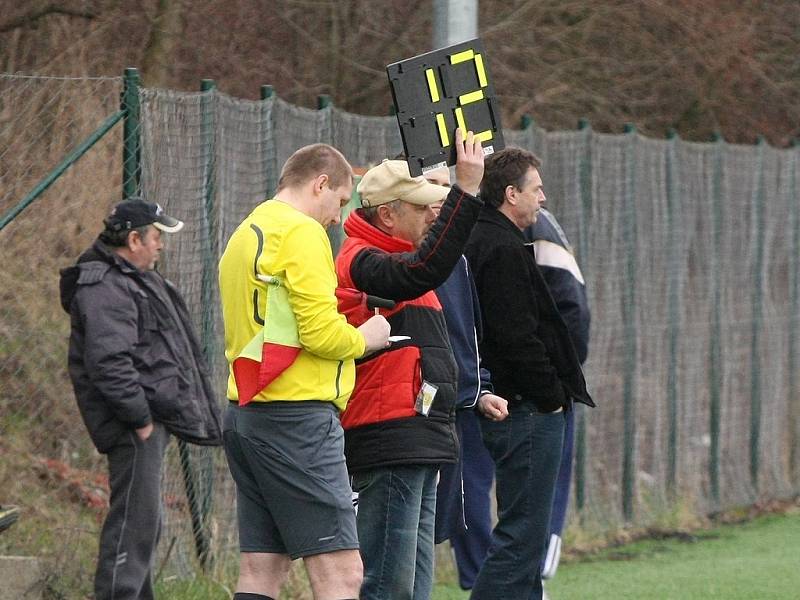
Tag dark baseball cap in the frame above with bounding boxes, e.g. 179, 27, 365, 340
104, 197, 184, 233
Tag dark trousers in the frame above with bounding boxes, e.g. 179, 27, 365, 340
95, 423, 169, 600
352, 464, 439, 600
435, 409, 494, 590
469, 404, 565, 600
549, 405, 576, 537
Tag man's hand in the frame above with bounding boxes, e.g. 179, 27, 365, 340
136, 422, 154, 441
358, 315, 391, 356
454, 128, 484, 197
477, 393, 508, 421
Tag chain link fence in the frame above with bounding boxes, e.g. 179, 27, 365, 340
0, 73, 125, 592
1, 73, 798, 595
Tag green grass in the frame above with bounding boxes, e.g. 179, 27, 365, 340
4, 435, 796, 600
155, 576, 230, 599
150, 511, 800, 599
432, 511, 800, 600
142, 511, 800, 599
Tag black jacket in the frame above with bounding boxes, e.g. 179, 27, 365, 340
465, 208, 594, 412
524, 207, 591, 364
59, 240, 222, 452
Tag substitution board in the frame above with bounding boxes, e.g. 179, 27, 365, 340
387, 38, 504, 177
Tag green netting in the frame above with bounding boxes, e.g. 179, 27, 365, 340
0, 74, 125, 592
1, 76, 798, 593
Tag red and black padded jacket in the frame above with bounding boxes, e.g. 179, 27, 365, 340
335, 185, 483, 472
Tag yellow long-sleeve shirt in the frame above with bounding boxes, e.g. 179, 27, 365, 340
219, 199, 365, 410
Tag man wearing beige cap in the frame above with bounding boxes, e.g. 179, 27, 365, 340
335, 131, 484, 600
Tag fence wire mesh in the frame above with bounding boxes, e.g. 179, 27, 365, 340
1, 76, 798, 595
0, 74, 125, 592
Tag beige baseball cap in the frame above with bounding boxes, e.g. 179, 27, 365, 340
357, 160, 450, 208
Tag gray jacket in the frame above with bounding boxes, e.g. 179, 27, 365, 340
59, 240, 222, 452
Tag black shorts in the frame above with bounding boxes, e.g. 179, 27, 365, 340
223, 401, 359, 559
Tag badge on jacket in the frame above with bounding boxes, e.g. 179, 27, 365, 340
415, 381, 439, 416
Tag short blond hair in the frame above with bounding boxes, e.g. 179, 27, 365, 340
277, 143, 353, 191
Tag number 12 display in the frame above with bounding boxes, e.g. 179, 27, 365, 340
387, 38, 505, 177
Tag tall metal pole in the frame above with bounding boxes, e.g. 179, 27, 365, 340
709, 131, 724, 510
433, 0, 478, 49
574, 118, 592, 514
749, 136, 766, 497
122, 67, 141, 199
178, 78, 216, 572
621, 123, 638, 523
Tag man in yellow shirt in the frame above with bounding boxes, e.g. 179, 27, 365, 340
219, 143, 390, 600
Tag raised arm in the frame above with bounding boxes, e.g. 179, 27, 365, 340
349, 130, 485, 300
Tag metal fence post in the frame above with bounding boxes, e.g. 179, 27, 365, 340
176, 78, 217, 573
749, 136, 767, 495
199, 78, 217, 360
790, 139, 800, 489
520, 113, 534, 130
317, 94, 334, 144
317, 94, 343, 253
709, 131, 724, 509
0, 110, 125, 231
260, 85, 279, 200
575, 117, 592, 513
665, 129, 681, 499
122, 67, 141, 198
621, 123, 638, 522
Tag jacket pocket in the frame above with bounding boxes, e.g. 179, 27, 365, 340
140, 366, 191, 421
342, 345, 422, 428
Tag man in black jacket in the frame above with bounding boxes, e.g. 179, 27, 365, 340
59, 198, 222, 600
427, 166, 508, 592
464, 148, 594, 600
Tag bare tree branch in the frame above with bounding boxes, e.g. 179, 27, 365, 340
0, 3, 97, 34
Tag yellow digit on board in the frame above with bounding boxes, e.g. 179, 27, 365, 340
450, 49, 475, 65
474, 53, 488, 87
436, 113, 449, 147
425, 68, 440, 103
449, 49, 493, 142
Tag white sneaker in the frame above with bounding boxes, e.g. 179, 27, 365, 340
541, 533, 562, 580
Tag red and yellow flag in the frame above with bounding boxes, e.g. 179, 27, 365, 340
233, 275, 301, 405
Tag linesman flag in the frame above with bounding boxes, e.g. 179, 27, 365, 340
233, 274, 301, 405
